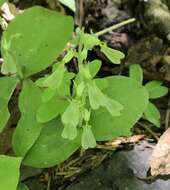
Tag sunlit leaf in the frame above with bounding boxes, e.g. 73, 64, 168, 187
12, 80, 43, 156
0, 155, 22, 190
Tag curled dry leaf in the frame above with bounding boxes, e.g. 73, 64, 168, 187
1, 2, 21, 21
150, 127, 170, 176
97, 135, 145, 150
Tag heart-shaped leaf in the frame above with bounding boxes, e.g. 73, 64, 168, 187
23, 119, 81, 168
12, 80, 43, 156
1, 6, 73, 77
91, 76, 149, 140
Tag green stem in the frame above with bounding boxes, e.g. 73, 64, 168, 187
95, 18, 136, 36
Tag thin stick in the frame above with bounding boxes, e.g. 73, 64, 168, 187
138, 122, 159, 141
95, 18, 136, 36
165, 96, 170, 129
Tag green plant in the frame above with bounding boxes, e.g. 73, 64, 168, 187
129, 64, 168, 127
0, 5, 168, 190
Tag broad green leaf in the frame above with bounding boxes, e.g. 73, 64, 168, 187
37, 96, 69, 123
23, 119, 81, 168
129, 64, 143, 84
0, 155, 22, 190
18, 183, 29, 190
2, 6, 73, 77
89, 59, 102, 78
12, 80, 43, 157
81, 125, 96, 149
100, 44, 125, 64
91, 76, 149, 140
144, 102, 161, 127
58, 0, 76, 12
145, 81, 168, 99
43, 64, 66, 89
0, 76, 18, 133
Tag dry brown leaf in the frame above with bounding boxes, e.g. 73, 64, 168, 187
150, 127, 170, 176
97, 135, 145, 150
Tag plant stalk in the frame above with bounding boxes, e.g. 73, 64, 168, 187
95, 18, 136, 36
